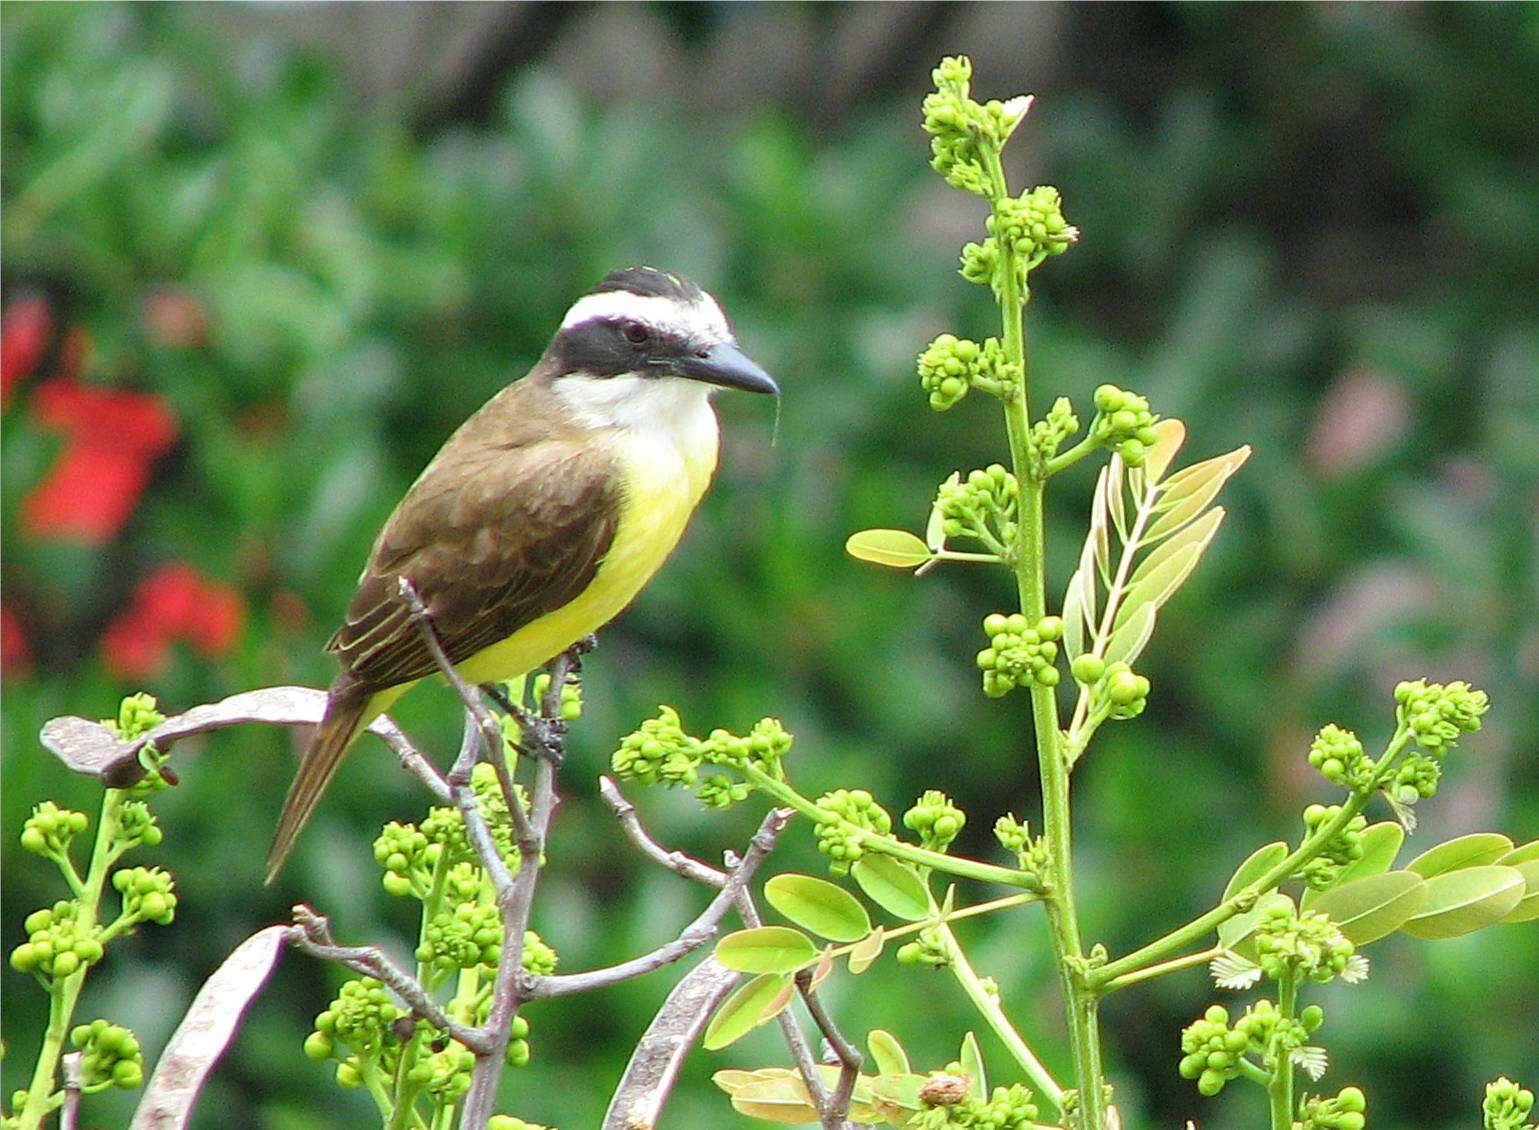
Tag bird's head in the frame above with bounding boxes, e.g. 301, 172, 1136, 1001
547, 268, 777, 405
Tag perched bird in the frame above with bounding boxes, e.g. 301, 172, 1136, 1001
266, 267, 776, 882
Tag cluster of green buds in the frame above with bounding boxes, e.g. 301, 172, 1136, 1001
917, 334, 1020, 411
1029, 397, 1080, 468
1254, 901, 1357, 984
1307, 725, 1374, 791
1396, 678, 1489, 750
935, 465, 1018, 549
418, 900, 503, 972
102, 692, 172, 795
611, 707, 793, 811
920, 55, 1030, 197
993, 814, 1050, 875
1485, 1077, 1537, 1130
418, 1043, 476, 1104
110, 866, 178, 928
1090, 385, 1160, 468
306, 977, 402, 1068
1179, 1001, 1322, 1097
813, 789, 892, 874
69, 1020, 144, 1092
1295, 1086, 1368, 1130
10, 902, 105, 980
904, 790, 966, 853
18, 802, 89, 860
1294, 805, 1368, 890
896, 927, 952, 969
986, 186, 1078, 268
377, 763, 525, 893
1072, 656, 1152, 720
977, 613, 1062, 696
915, 1073, 1040, 1129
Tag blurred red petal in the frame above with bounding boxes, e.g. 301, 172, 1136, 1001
22, 444, 153, 545
2, 602, 33, 677
102, 611, 172, 682
186, 580, 245, 657
137, 563, 206, 634
1, 296, 53, 408
23, 378, 179, 544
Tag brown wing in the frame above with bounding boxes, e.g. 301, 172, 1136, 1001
327, 433, 622, 694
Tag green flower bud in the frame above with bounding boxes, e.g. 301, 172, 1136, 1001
1071, 654, 1105, 684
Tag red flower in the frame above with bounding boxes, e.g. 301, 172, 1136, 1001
1, 295, 53, 408
2, 602, 33, 678
22, 375, 179, 545
101, 563, 246, 681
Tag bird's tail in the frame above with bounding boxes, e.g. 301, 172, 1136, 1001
265, 680, 385, 884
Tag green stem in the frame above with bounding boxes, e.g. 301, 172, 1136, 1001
1098, 946, 1220, 994
936, 916, 1065, 1111
1042, 431, 1100, 478
17, 790, 125, 1130
389, 856, 452, 1130
1268, 970, 1299, 1130
1091, 729, 1413, 989
361, 1059, 396, 1121
739, 765, 1042, 890
982, 143, 1106, 1130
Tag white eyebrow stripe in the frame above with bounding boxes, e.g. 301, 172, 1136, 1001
559, 291, 732, 342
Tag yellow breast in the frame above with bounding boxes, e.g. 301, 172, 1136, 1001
453, 402, 719, 686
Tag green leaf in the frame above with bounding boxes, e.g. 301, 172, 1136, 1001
851, 856, 930, 921
1500, 859, 1539, 924
715, 926, 818, 974
765, 874, 872, 942
868, 1029, 910, 1077
729, 1073, 822, 1123
1310, 870, 1428, 944
1400, 865, 1527, 939
845, 529, 932, 569
1142, 419, 1187, 484
1146, 446, 1251, 540
869, 1073, 930, 1124
1405, 833, 1514, 878
1102, 601, 1155, 668
1496, 840, 1539, 867
1217, 842, 1289, 948
959, 1031, 986, 1101
1114, 508, 1225, 631
1303, 822, 1404, 908
848, 926, 885, 974
704, 973, 792, 1049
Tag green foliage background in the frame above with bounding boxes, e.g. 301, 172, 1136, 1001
3, 4, 1536, 1127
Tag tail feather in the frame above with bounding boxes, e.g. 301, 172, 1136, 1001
265, 685, 376, 884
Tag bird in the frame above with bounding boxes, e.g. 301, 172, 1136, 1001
266, 267, 777, 882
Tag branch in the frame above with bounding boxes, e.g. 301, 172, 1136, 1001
600, 779, 849, 1128
287, 906, 488, 1053
39, 685, 449, 801
795, 969, 863, 1129
528, 807, 789, 1000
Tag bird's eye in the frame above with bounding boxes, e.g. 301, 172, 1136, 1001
621, 321, 650, 344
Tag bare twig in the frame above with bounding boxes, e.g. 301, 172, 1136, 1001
601, 779, 856, 1128
287, 907, 488, 1053
796, 969, 862, 1129
600, 776, 728, 887
60, 1053, 82, 1130
529, 807, 789, 999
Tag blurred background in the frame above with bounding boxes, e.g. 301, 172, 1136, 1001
4, 3, 1537, 1127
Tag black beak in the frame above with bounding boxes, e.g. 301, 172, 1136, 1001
674, 343, 778, 395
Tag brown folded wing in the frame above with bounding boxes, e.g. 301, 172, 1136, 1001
327, 436, 622, 694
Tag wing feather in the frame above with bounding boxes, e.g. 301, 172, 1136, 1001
328, 437, 622, 693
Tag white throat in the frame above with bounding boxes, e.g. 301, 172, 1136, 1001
555, 373, 718, 442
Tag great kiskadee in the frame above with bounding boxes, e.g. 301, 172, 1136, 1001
266, 267, 776, 882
